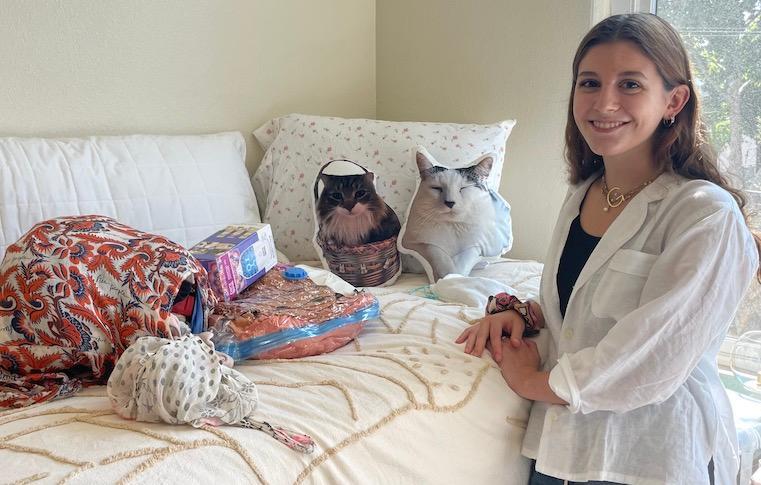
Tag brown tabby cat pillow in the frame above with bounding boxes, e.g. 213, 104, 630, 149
312, 159, 402, 287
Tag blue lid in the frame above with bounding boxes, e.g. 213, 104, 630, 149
283, 267, 308, 280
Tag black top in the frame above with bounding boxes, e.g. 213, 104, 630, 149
556, 215, 601, 318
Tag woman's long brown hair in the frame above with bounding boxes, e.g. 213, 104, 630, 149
564, 13, 761, 281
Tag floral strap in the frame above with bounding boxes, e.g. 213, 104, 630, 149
485, 293, 539, 337
239, 417, 316, 454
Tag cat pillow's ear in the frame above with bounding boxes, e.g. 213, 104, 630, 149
415, 148, 435, 175
473, 155, 493, 179
316, 173, 329, 196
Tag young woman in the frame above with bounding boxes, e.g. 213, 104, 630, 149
456, 13, 760, 485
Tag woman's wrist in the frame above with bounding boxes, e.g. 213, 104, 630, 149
486, 293, 539, 336
508, 369, 568, 405
504, 366, 537, 395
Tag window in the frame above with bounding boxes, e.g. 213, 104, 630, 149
595, 0, 761, 374
654, 11, 761, 481
596, 0, 761, 318
654, 2, 761, 355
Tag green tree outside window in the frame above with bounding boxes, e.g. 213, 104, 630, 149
659, 0, 761, 337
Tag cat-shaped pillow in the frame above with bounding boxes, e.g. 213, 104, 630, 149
312, 159, 402, 286
398, 147, 513, 283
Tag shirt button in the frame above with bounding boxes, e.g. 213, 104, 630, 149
563, 328, 574, 340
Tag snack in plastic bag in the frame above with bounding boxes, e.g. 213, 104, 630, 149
209, 265, 379, 360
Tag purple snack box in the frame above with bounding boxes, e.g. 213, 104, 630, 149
190, 223, 277, 301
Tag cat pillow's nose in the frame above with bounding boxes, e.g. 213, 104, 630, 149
444, 200, 455, 208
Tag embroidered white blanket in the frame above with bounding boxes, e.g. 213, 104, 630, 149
0, 260, 543, 485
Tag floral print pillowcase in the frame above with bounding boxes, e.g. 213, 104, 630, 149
252, 114, 515, 264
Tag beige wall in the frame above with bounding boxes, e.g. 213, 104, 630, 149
377, 1, 592, 262
0, 0, 376, 174
1, 0, 593, 262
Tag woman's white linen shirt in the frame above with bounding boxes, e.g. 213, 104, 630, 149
522, 173, 759, 485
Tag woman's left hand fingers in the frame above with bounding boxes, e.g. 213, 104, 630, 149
454, 326, 471, 344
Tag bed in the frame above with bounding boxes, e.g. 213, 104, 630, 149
0, 119, 546, 484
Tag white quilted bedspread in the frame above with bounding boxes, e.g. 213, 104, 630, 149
0, 260, 544, 485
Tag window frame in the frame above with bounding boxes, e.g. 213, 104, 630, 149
591, 0, 654, 24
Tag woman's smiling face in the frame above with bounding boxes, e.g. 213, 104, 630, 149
573, 40, 677, 164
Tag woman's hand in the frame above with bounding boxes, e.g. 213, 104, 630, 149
455, 299, 545, 362
499, 339, 556, 404
496, 338, 566, 405
497, 338, 542, 398
455, 309, 527, 362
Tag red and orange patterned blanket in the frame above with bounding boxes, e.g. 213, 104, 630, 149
0, 216, 216, 408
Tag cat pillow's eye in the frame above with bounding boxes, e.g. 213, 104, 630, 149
355, 189, 367, 199
431, 186, 443, 192
460, 184, 476, 192
330, 192, 343, 201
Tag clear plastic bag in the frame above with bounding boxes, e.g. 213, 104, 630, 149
209, 265, 379, 360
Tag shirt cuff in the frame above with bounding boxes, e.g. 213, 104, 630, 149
548, 354, 581, 413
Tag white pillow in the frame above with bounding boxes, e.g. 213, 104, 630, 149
0, 132, 260, 260
253, 113, 515, 262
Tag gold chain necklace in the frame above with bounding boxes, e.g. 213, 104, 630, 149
601, 173, 659, 212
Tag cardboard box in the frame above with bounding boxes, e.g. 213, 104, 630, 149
190, 223, 277, 301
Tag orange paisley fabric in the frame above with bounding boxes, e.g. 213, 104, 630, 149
0, 216, 216, 408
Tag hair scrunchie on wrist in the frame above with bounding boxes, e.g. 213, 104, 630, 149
485, 293, 539, 337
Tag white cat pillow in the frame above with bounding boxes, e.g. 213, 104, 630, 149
398, 147, 513, 283
312, 159, 402, 287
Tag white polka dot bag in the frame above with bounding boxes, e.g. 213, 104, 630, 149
107, 334, 315, 453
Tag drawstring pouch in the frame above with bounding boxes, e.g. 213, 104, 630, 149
107, 334, 314, 453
